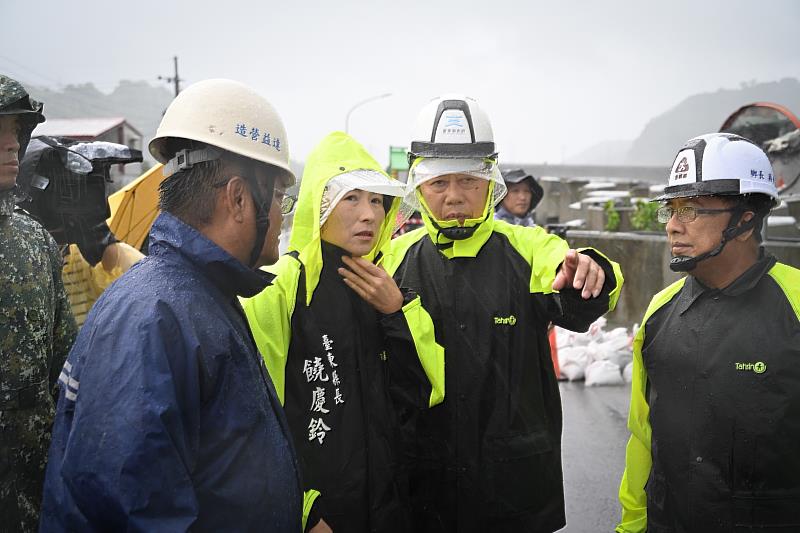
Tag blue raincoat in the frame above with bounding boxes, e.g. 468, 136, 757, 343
40, 212, 302, 532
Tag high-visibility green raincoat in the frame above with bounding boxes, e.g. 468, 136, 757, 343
382, 192, 623, 533
243, 132, 444, 532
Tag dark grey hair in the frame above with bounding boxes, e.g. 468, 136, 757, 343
158, 158, 224, 227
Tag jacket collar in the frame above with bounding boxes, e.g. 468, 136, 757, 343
148, 211, 274, 299
320, 240, 350, 271
678, 249, 776, 315
495, 205, 535, 226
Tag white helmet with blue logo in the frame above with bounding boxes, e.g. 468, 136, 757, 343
408, 94, 496, 162
403, 94, 506, 216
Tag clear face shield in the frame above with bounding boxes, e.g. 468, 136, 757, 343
395, 157, 507, 233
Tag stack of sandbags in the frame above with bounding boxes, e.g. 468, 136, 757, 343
554, 318, 634, 386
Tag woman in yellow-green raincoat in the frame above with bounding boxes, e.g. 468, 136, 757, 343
243, 132, 444, 533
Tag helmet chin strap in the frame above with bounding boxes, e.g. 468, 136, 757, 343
243, 167, 274, 268
669, 208, 754, 272
428, 217, 480, 241
428, 206, 494, 242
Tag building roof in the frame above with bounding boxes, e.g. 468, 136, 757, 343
33, 117, 142, 139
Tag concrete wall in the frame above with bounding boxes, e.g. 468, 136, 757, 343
537, 177, 653, 225
503, 163, 668, 181
564, 230, 800, 327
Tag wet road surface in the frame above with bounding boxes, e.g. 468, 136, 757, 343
557, 381, 631, 533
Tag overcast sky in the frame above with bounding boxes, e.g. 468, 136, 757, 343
2, 0, 798, 166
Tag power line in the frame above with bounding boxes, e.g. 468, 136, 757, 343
0, 55, 128, 91
0, 54, 64, 88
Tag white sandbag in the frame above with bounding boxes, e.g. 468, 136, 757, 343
555, 316, 606, 348
558, 346, 589, 381
622, 362, 634, 383
585, 360, 624, 386
604, 327, 630, 342
610, 350, 633, 370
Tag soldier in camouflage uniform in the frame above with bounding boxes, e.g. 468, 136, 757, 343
0, 74, 77, 532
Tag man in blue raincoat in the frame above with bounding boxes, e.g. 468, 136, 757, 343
41, 79, 303, 532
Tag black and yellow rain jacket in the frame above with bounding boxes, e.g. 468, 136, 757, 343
618, 252, 800, 533
243, 132, 444, 533
382, 203, 623, 532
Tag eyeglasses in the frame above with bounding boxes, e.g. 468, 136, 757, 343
656, 205, 737, 224
214, 178, 297, 216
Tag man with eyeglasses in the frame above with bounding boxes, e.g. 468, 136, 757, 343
41, 79, 303, 532
617, 133, 800, 533
382, 95, 624, 532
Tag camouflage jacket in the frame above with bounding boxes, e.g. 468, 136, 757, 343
1, 188, 77, 531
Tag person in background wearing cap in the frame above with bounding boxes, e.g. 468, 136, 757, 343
382, 94, 624, 533
495, 168, 544, 227
41, 79, 303, 532
617, 133, 800, 533
243, 131, 444, 533
0, 75, 77, 533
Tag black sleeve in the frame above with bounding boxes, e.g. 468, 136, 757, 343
380, 288, 435, 410
305, 497, 324, 532
540, 248, 617, 333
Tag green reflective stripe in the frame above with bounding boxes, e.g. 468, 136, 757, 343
768, 262, 800, 322
302, 489, 321, 531
492, 221, 570, 294
577, 246, 625, 311
617, 277, 685, 533
241, 256, 302, 405
382, 228, 427, 276
417, 180, 496, 259
402, 295, 445, 407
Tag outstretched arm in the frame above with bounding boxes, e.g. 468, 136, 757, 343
552, 249, 606, 299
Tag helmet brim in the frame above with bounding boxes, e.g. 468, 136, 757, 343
652, 180, 779, 208
652, 179, 751, 202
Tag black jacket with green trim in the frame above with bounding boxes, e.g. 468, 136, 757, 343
383, 220, 622, 533
245, 243, 444, 533
617, 252, 800, 533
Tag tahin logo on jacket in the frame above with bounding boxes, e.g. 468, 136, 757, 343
734, 361, 767, 374
493, 315, 517, 326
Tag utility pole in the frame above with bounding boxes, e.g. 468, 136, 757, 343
158, 56, 182, 97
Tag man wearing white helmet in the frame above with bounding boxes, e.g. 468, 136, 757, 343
41, 79, 303, 532
382, 95, 623, 532
617, 133, 800, 533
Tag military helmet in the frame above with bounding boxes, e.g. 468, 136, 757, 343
0, 75, 45, 160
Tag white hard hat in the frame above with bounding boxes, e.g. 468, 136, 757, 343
408, 94, 496, 161
655, 133, 779, 206
398, 95, 506, 230
149, 78, 295, 186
